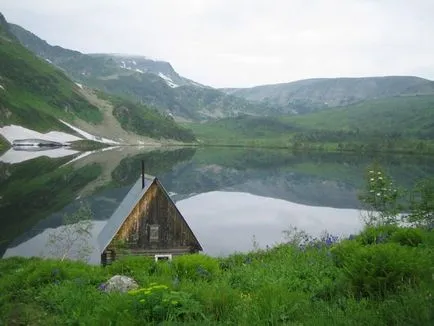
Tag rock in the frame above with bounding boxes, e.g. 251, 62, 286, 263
102, 275, 139, 293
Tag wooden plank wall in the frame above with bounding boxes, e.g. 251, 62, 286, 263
106, 181, 200, 256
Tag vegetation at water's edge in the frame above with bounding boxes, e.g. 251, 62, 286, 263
1, 167, 433, 325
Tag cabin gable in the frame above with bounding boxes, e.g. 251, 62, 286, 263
101, 178, 201, 263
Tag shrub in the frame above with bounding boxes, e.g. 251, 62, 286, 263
106, 256, 155, 284
390, 228, 423, 247
173, 254, 220, 281
356, 225, 400, 245
128, 283, 202, 322
330, 240, 362, 268
358, 164, 402, 225
338, 243, 429, 298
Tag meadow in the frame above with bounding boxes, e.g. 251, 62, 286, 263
0, 165, 433, 325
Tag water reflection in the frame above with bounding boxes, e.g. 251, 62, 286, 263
1, 146, 434, 261
178, 191, 363, 256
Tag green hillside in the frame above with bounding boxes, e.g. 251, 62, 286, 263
0, 14, 102, 132
284, 95, 434, 139
188, 95, 434, 152
101, 94, 196, 142
0, 13, 197, 143
188, 115, 299, 146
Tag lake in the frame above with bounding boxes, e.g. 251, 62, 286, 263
1, 146, 433, 262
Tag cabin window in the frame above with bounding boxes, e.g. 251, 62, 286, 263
149, 224, 159, 241
154, 254, 172, 262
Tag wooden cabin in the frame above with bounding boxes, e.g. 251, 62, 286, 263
97, 173, 202, 265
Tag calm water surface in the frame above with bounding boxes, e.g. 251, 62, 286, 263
1, 146, 433, 261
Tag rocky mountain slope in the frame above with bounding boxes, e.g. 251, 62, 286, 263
222, 76, 434, 114
0, 12, 195, 145
9, 23, 264, 121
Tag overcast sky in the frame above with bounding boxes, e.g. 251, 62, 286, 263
2, 0, 434, 87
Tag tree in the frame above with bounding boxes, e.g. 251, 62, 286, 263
46, 203, 94, 262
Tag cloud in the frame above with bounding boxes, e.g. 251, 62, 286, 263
2, 0, 434, 87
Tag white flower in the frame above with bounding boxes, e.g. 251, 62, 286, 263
370, 190, 374, 193
376, 192, 381, 196
370, 178, 374, 181
377, 172, 382, 175
378, 176, 383, 180
369, 170, 374, 173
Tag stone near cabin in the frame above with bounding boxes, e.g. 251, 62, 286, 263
103, 275, 139, 293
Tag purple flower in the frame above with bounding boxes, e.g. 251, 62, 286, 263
98, 283, 107, 291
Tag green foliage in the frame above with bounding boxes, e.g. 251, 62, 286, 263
391, 228, 424, 247
408, 178, 434, 228
336, 242, 430, 298
359, 164, 402, 225
173, 254, 221, 281
356, 225, 400, 245
107, 95, 196, 142
0, 227, 433, 325
129, 283, 203, 322
359, 163, 434, 228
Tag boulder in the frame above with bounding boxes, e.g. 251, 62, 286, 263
102, 275, 139, 293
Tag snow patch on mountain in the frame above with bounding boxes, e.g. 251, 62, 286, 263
45, 58, 52, 64
135, 68, 144, 73
59, 120, 120, 144
75, 82, 83, 89
0, 125, 82, 144
0, 85, 4, 91
158, 72, 179, 88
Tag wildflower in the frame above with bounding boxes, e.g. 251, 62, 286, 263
376, 192, 381, 196
370, 178, 374, 181
98, 283, 107, 291
369, 170, 374, 173
377, 172, 382, 175
378, 176, 383, 180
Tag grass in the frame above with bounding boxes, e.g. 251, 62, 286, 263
0, 226, 432, 325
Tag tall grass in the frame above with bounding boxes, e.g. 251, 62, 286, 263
0, 226, 432, 325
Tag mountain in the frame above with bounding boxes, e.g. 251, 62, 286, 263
0, 12, 195, 144
222, 76, 434, 114
9, 23, 264, 121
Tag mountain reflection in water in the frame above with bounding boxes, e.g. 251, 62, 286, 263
178, 191, 363, 256
1, 147, 434, 261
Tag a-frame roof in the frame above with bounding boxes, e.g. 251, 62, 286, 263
97, 175, 202, 254
97, 175, 155, 253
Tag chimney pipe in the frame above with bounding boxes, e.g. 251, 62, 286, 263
141, 160, 145, 189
